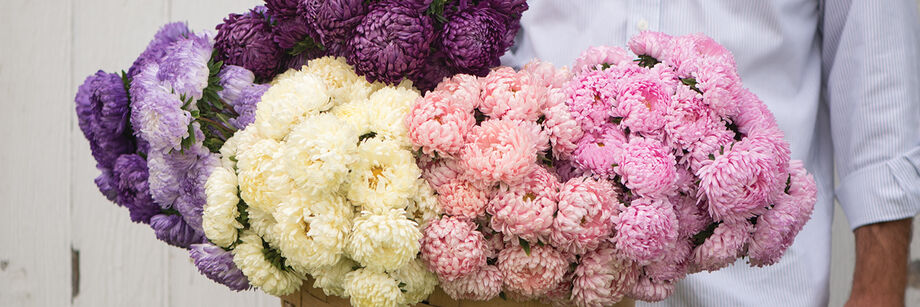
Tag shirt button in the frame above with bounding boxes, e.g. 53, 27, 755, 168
637, 18, 649, 31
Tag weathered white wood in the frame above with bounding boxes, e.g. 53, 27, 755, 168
0, 1, 73, 307
170, 0, 263, 34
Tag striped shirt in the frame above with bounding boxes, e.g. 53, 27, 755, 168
501, 0, 920, 306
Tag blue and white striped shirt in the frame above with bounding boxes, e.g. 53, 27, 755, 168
502, 1, 920, 306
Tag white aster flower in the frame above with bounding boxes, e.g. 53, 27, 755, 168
346, 138, 421, 212
254, 70, 331, 140
389, 259, 438, 305
232, 231, 303, 296
281, 113, 358, 196
344, 268, 404, 307
311, 257, 359, 297
303, 56, 383, 104
221, 127, 263, 170
364, 87, 420, 148
247, 205, 281, 247
346, 209, 421, 272
203, 166, 243, 248
273, 193, 353, 274
237, 138, 293, 212
405, 179, 441, 229
331, 99, 374, 137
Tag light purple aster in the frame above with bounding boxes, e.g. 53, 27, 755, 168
216, 65, 268, 129
128, 22, 191, 78
189, 243, 252, 291
301, 0, 367, 56
112, 154, 160, 224
174, 150, 221, 234
441, 7, 509, 76
214, 6, 285, 81
347, 2, 434, 84
130, 63, 192, 153
157, 34, 212, 100
228, 84, 267, 129
150, 213, 206, 248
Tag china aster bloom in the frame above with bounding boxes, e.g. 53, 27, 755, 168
437, 179, 490, 219
571, 243, 640, 307
149, 213, 206, 248
522, 59, 571, 89
628, 274, 675, 302
664, 86, 723, 149
129, 63, 191, 153
189, 243, 252, 291
343, 268, 404, 307
498, 243, 568, 299
461, 119, 548, 185
417, 155, 465, 189
440, 264, 503, 301
214, 6, 285, 81
406, 90, 476, 158
232, 231, 303, 296
478, 67, 546, 121
128, 22, 191, 78
347, 3, 434, 84
156, 33, 213, 100
441, 7, 509, 76
626, 31, 673, 62
487, 167, 559, 242
389, 259, 439, 304
564, 69, 620, 134
572, 46, 633, 74
691, 220, 752, 272
215, 65, 269, 129
420, 216, 488, 282
310, 257, 357, 297
302, 0, 368, 56
253, 70, 333, 140
571, 125, 627, 178
112, 154, 159, 224
551, 176, 618, 255
406, 178, 442, 227
275, 194, 352, 274
643, 238, 692, 282
543, 89, 584, 160
202, 166, 243, 248
672, 193, 711, 239
748, 160, 817, 266
237, 138, 294, 212
75, 71, 134, 171
346, 138, 421, 212
172, 146, 221, 234
615, 70, 673, 134
693, 60, 742, 118
616, 136, 678, 197
614, 197, 679, 264
282, 113, 358, 197
409, 51, 455, 92
346, 209, 422, 272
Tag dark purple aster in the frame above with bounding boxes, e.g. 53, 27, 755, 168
479, 0, 528, 19
440, 7, 509, 76
189, 243, 252, 291
94, 168, 118, 201
214, 6, 285, 81
410, 50, 454, 92
113, 154, 160, 224
347, 3, 435, 84
150, 213, 206, 248
301, 0, 367, 56
264, 0, 300, 17
128, 22, 192, 78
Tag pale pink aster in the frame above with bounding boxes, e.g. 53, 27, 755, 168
487, 166, 559, 242
627, 31, 674, 61
571, 243, 640, 307
406, 91, 476, 157
432, 73, 483, 110
551, 176, 619, 255
572, 126, 627, 178
481, 227, 505, 259
541, 270, 575, 307
440, 265, 503, 301
694, 60, 742, 118
643, 238, 692, 282
628, 274, 675, 302
420, 216, 488, 282
690, 220, 752, 272
498, 244, 568, 299
479, 67, 547, 121
748, 160, 817, 267
437, 178, 490, 219
614, 71, 673, 134
564, 69, 620, 134
614, 197, 679, 264
616, 136, 678, 197
572, 46, 633, 74
664, 86, 723, 149
672, 193, 711, 239
543, 89, 585, 160
522, 59, 571, 89
554, 159, 586, 182
418, 155, 463, 189
681, 125, 735, 172
461, 119, 548, 186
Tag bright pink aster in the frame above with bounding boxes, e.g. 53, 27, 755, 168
551, 176, 619, 255
681, 125, 735, 172
694, 60, 742, 118
487, 166, 559, 242
571, 242, 639, 307
418, 155, 464, 189
748, 160, 817, 266
461, 119, 548, 186
731, 88, 780, 136
690, 220, 752, 272
664, 86, 723, 149
627, 31, 674, 62
628, 274, 675, 302
616, 136, 678, 197
572, 46, 633, 74
479, 66, 546, 121
406, 91, 476, 157
420, 216, 489, 282
543, 89, 585, 160
498, 244, 568, 299
614, 197, 679, 265
572, 126, 627, 178
437, 178, 490, 219
665, 33, 736, 78
643, 238, 692, 282
564, 69, 620, 134
522, 59, 571, 89
614, 70, 674, 134
672, 193, 711, 239
440, 265, 503, 301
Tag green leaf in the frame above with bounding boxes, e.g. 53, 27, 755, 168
635, 55, 661, 68
398, 282, 407, 293
610, 117, 623, 125
519, 238, 531, 256
784, 175, 792, 194
499, 292, 507, 301
708, 153, 716, 160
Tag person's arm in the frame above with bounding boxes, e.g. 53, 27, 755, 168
821, 0, 920, 306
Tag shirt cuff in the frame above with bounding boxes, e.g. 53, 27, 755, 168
835, 146, 920, 230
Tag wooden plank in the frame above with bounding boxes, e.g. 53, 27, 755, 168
170, 0, 263, 33
0, 1, 73, 306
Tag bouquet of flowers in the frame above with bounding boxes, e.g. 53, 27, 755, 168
405, 31, 817, 306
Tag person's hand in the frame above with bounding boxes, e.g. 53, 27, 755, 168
844, 218, 912, 307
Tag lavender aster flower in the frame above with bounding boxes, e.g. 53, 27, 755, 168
175, 150, 221, 234
347, 3, 434, 84
113, 154, 160, 224
228, 84, 268, 129
301, 0, 367, 56
214, 6, 285, 81
190, 243, 252, 291
441, 7, 509, 76
130, 63, 192, 153
150, 213, 207, 248
128, 22, 191, 78
157, 34, 213, 100
216, 65, 269, 129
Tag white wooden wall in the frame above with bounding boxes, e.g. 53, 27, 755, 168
0, 1, 918, 306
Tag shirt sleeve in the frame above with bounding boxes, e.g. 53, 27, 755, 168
821, 0, 920, 230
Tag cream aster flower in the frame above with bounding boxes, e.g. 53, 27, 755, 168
274, 193, 353, 274
247, 205, 280, 246
331, 99, 373, 135
344, 268, 404, 307
254, 70, 331, 140
389, 259, 438, 305
405, 179, 441, 229
311, 257, 358, 297
237, 138, 293, 212
203, 166, 243, 248
367, 89, 419, 149
346, 138, 421, 212
281, 113, 359, 196
346, 209, 422, 272
303, 56, 383, 104
232, 231, 303, 296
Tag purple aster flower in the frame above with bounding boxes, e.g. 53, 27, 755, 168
94, 168, 118, 201
75, 71, 134, 169
441, 7, 509, 76
264, 0, 300, 17
146, 145, 200, 208
228, 84, 268, 129
409, 50, 454, 92
175, 151, 220, 234
189, 243, 252, 291
150, 213, 206, 248
113, 154, 160, 224
157, 34, 212, 100
216, 65, 269, 129
301, 0, 367, 56
128, 22, 191, 78
479, 0, 528, 18
214, 6, 285, 81
347, 3, 435, 84
130, 63, 192, 153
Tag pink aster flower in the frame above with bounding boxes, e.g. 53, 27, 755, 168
523, 59, 571, 89
420, 216, 488, 282
732, 88, 779, 136
541, 270, 575, 307
664, 86, 723, 149
418, 155, 464, 190
643, 238, 692, 282
479, 67, 547, 121
694, 60, 742, 118
437, 178, 490, 219
572, 46, 633, 74
616, 136, 678, 197
690, 220, 752, 272
543, 89, 585, 160
564, 69, 620, 134
571, 243, 640, 307
681, 125, 735, 172
614, 197, 679, 264
572, 126, 627, 178
748, 160, 817, 266
406, 90, 476, 157
628, 274, 675, 302
666, 33, 735, 78
627, 31, 674, 62
554, 159, 586, 182
614, 70, 674, 134
440, 265, 503, 301
487, 166, 559, 242
498, 244, 568, 299
461, 119, 548, 186
432, 73, 482, 110
672, 193, 711, 239
551, 176, 619, 255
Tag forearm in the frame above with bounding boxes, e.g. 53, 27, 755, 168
846, 218, 912, 307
